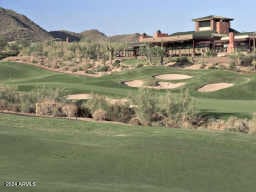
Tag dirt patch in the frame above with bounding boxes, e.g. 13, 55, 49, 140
124, 80, 144, 88
66, 94, 92, 100
198, 83, 234, 92
185, 64, 202, 70
155, 74, 192, 80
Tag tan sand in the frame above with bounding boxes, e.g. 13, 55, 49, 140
66, 94, 92, 100
124, 80, 185, 90
198, 83, 234, 92
155, 82, 186, 89
66, 93, 128, 105
124, 80, 144, 88
105, 98, 129, 105
155, 74, 192, 80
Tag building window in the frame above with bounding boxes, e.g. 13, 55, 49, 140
199, 21, 210, 28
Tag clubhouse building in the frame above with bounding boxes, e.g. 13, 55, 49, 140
121, 15, 256, 57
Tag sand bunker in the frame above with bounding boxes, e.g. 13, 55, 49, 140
198, 83, 234, 92
105, 98, 129, 105
124, 80, 144, 88
124, 80, 185, 90
66, 94, 92, 100
155, 74, 192, 80
66, 93, 128, 105
155, 82, 186, 89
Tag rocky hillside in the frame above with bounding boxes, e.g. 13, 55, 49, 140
0, 7, 140, 44
49, 30, 81, 42
80, 29, 108, 42
110, 33, 140, 43
0, 7, 53, 42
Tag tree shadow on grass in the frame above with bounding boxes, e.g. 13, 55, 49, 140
198, 110, 251, 120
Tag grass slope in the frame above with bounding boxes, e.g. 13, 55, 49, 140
0, 113, 256, 192
1, 61, 256, 117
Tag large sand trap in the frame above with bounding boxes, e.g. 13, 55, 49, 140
124, 80, 144, 88
66, 94, 92, 100
198, 83, 234, 92
155, 74, 192, 80
124, 80, 185, 90
66, 93, 128, 105
155, 82, 186, 89
105, 98, 129, 105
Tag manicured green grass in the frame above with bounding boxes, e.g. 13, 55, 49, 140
0, 113, 256, 192
1, 61, 256, 117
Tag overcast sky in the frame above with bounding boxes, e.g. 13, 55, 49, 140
1, 0, 256, 35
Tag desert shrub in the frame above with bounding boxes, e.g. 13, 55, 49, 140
206, 119, 226, 131
87, 63, 94, 68
159, 90, 195, 128
229, 62, 236, 70
0, 99, 7, 110
130, 88, 195, 127
106, 103, 134, 123
206, 116, 254, 133
62, 103, 78, 118
224, 117, 249, 133
35, 99, 63, 117
20, 96, 35, 113
248, 113, 256, 134
230, 52, 256, 67
0, 86, 19, 105
206, 50, 217, 57
96, 65, 109, 72
129, 117, 142, 125
92, 109, 107, 121
130, 88, 159, 126
112, 60, 121, 67
136, 63, 144, 68
0, 86, 64, 114
77, 101, 91, 117
175, 56, 191, 67
86, 94, 109, 114
86, 69, 96, 74
240, 54, 254, 66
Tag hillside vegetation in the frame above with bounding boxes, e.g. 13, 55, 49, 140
0, 7, 52, 42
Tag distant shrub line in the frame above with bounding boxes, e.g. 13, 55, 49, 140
0, 86, 255, 134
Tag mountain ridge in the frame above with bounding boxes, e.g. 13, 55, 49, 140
0, 7, 140, 43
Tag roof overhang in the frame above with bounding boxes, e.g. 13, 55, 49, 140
193, 15, 234, 22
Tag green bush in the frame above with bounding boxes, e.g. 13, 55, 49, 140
106, 103, 134, 123
130, 89, 160, 126
175, 56, 191, 67
112, 60, 121, 67
96, 65, 109, 72
0, 86, 64, 113
240, 54, 254, 66
86, 94, 109, 114
159, 90, 195, 128
136, 63, 144, 68
86, 70, 96, 74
